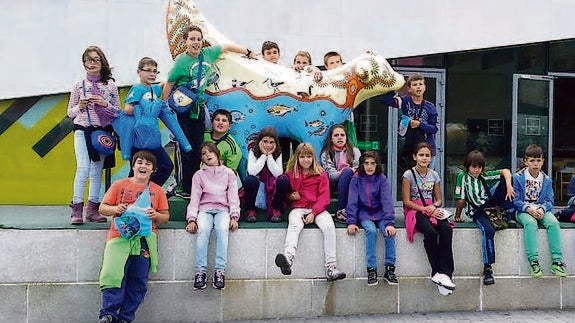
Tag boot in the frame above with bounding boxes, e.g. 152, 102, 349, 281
69, 202, 84, 225
86, 201, 107, 223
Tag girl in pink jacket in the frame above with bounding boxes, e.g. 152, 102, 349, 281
185, 143, 240, 291
274, 143, 346, 281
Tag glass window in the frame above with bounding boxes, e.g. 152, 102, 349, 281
390, 54, 445, 68
550, 39, 575, 72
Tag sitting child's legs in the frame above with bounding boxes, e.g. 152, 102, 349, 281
242, 175, 260, 213
540, 211, 564, 263
336, 168, 354, 210
314, 211, 337, 265
360, 219, 378, 268
195, 211, 215, 272
212, 210, 231, 271
271, 174, 290, 212
474, 212, 496, 266
283, 208, 307, 262
516, 212, 540, 262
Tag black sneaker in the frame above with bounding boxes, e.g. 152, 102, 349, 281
483, 266, 495, 285
194, 271, 207, 290
367, 267, 378, 286
212, 269, 226, 290
383, 265, 399, 285
99, 314, 114, 323
275, 253, 292, 275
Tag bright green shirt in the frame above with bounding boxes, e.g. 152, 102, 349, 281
203, 130, 242, 171
455, 169, 501, 216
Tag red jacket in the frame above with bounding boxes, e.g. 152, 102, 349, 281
287, 170, 330, 215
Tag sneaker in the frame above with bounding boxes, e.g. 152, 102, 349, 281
483, 266, 495, 285
193, 271, 207, 290
437, 284, 453, 296
367, 267, 378, 286
551, 262, 567, 277
383, 265, 399, 285
529, 260, 543, 278
212, 269, 226, 290
326, 263, 346, 281
173, 185, 190, 199
334, 209, 347, 224
99, 314, 114, 323
431, 273, 455, 290
275, 253, 292, 275
245, 210, 257, 223
507, 219, 518, 228
269, 209, 282, 222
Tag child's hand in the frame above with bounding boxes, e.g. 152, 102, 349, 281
423, 205, 435, 216
505, 186, 516, 201
186, 221, 197, 234
289, 191, 301, 201
115, 203, 128, 216
78, 97, 89, 110
89, 94, 109, 107
410, 119, 421, 128
303, 212, 315, 224
454, 213, 462, 222
145, 207, 156, 219
347, 224, 359, 235
229, 219, 239, 231
385, 225, 396, 237
313, 70, 323, 83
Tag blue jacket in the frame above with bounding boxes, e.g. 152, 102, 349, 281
112, 94, 191, 160
512, 168, 554, 213
346, 174, 395, 227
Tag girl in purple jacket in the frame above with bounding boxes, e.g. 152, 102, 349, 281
346, 151, 397, 286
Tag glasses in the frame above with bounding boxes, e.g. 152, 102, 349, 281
140, 69, 160, 74
84, 57, 101, 64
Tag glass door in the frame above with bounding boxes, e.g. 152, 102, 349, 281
511, 74, 553, 174
388, 68, 446, 205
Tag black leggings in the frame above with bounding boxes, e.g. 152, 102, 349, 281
415, 212, 454, 277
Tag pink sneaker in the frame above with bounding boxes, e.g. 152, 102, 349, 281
245, 210, 257, 222
269, 209, 282, 222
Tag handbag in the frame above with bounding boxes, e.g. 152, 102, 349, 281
466, 176, 508, 231
168, 52, 203, 117
83, 81, 116, 155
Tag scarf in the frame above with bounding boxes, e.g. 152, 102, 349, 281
86, 73, 112, 125
333, 145, 349, 171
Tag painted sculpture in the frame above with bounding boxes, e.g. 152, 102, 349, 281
166, 0, 405, 164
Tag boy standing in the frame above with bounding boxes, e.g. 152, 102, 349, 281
512, 144, 567, 278
454, 150, 515, 285
97, 151, 170, 323
203, 109, 242, 171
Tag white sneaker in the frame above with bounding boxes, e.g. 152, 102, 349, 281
432, 273, 455, 290
437, 285, 453, 296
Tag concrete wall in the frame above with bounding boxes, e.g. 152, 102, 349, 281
1, 227, 575, 322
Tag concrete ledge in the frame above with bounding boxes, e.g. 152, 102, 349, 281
2, 226, 575, 322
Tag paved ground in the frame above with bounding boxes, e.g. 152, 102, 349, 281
236, 310, 575, 322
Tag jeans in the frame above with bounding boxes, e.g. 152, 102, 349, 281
415, 212, 454, 277
195, 209, 230, 272
130, 147, 173, 186
176, 108, 207, 194
284, 209, 337, 265
72, 130, 104, 203
100, 238, 150, 322
335, 168, 354, 210
361, 219, 396, 268
516, 211, 564, 263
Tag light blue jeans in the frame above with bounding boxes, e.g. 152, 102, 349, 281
361, 219, 396, 268
195, 209, 230, 272
72, 130, 104, 203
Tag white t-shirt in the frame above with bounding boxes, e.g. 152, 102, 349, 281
524, 170, 544, 205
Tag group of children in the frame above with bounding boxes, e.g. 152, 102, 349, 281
67, 28, 572, 323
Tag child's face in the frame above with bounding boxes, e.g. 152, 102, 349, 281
408, 79, 426, 98
363, 157, 377, 175
325, 55, 342, 70
132, 158, 154, 180
468, 164, 483, 178
83, 51, 102, 76
293, 55, 310, 71
331, 128, 347, 147
185, 30, 203, 56
413, 147, 432, 167
263, 48, 280, 63
211, 114, 231, 136
137, 64, 159, 86
298, 153, 314, 170
260, 136, 277, 153
201, 147, 219, 166
524, 156, 544, 176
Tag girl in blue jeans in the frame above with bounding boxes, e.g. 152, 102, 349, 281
320, 124, 361, 222
346, 151, 397, 286
186, 143, 240, 290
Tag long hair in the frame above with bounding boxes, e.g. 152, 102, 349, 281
357, 151, 383, 177
253, 127, 281, 159
321, 124, 355, 165
82, 46, 114, 84
286, 143, 323, 177
200, 142, 221, 166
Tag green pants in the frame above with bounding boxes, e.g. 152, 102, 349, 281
516, 211, 563, 263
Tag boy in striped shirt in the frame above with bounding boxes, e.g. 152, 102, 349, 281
454, 150, 515, 285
